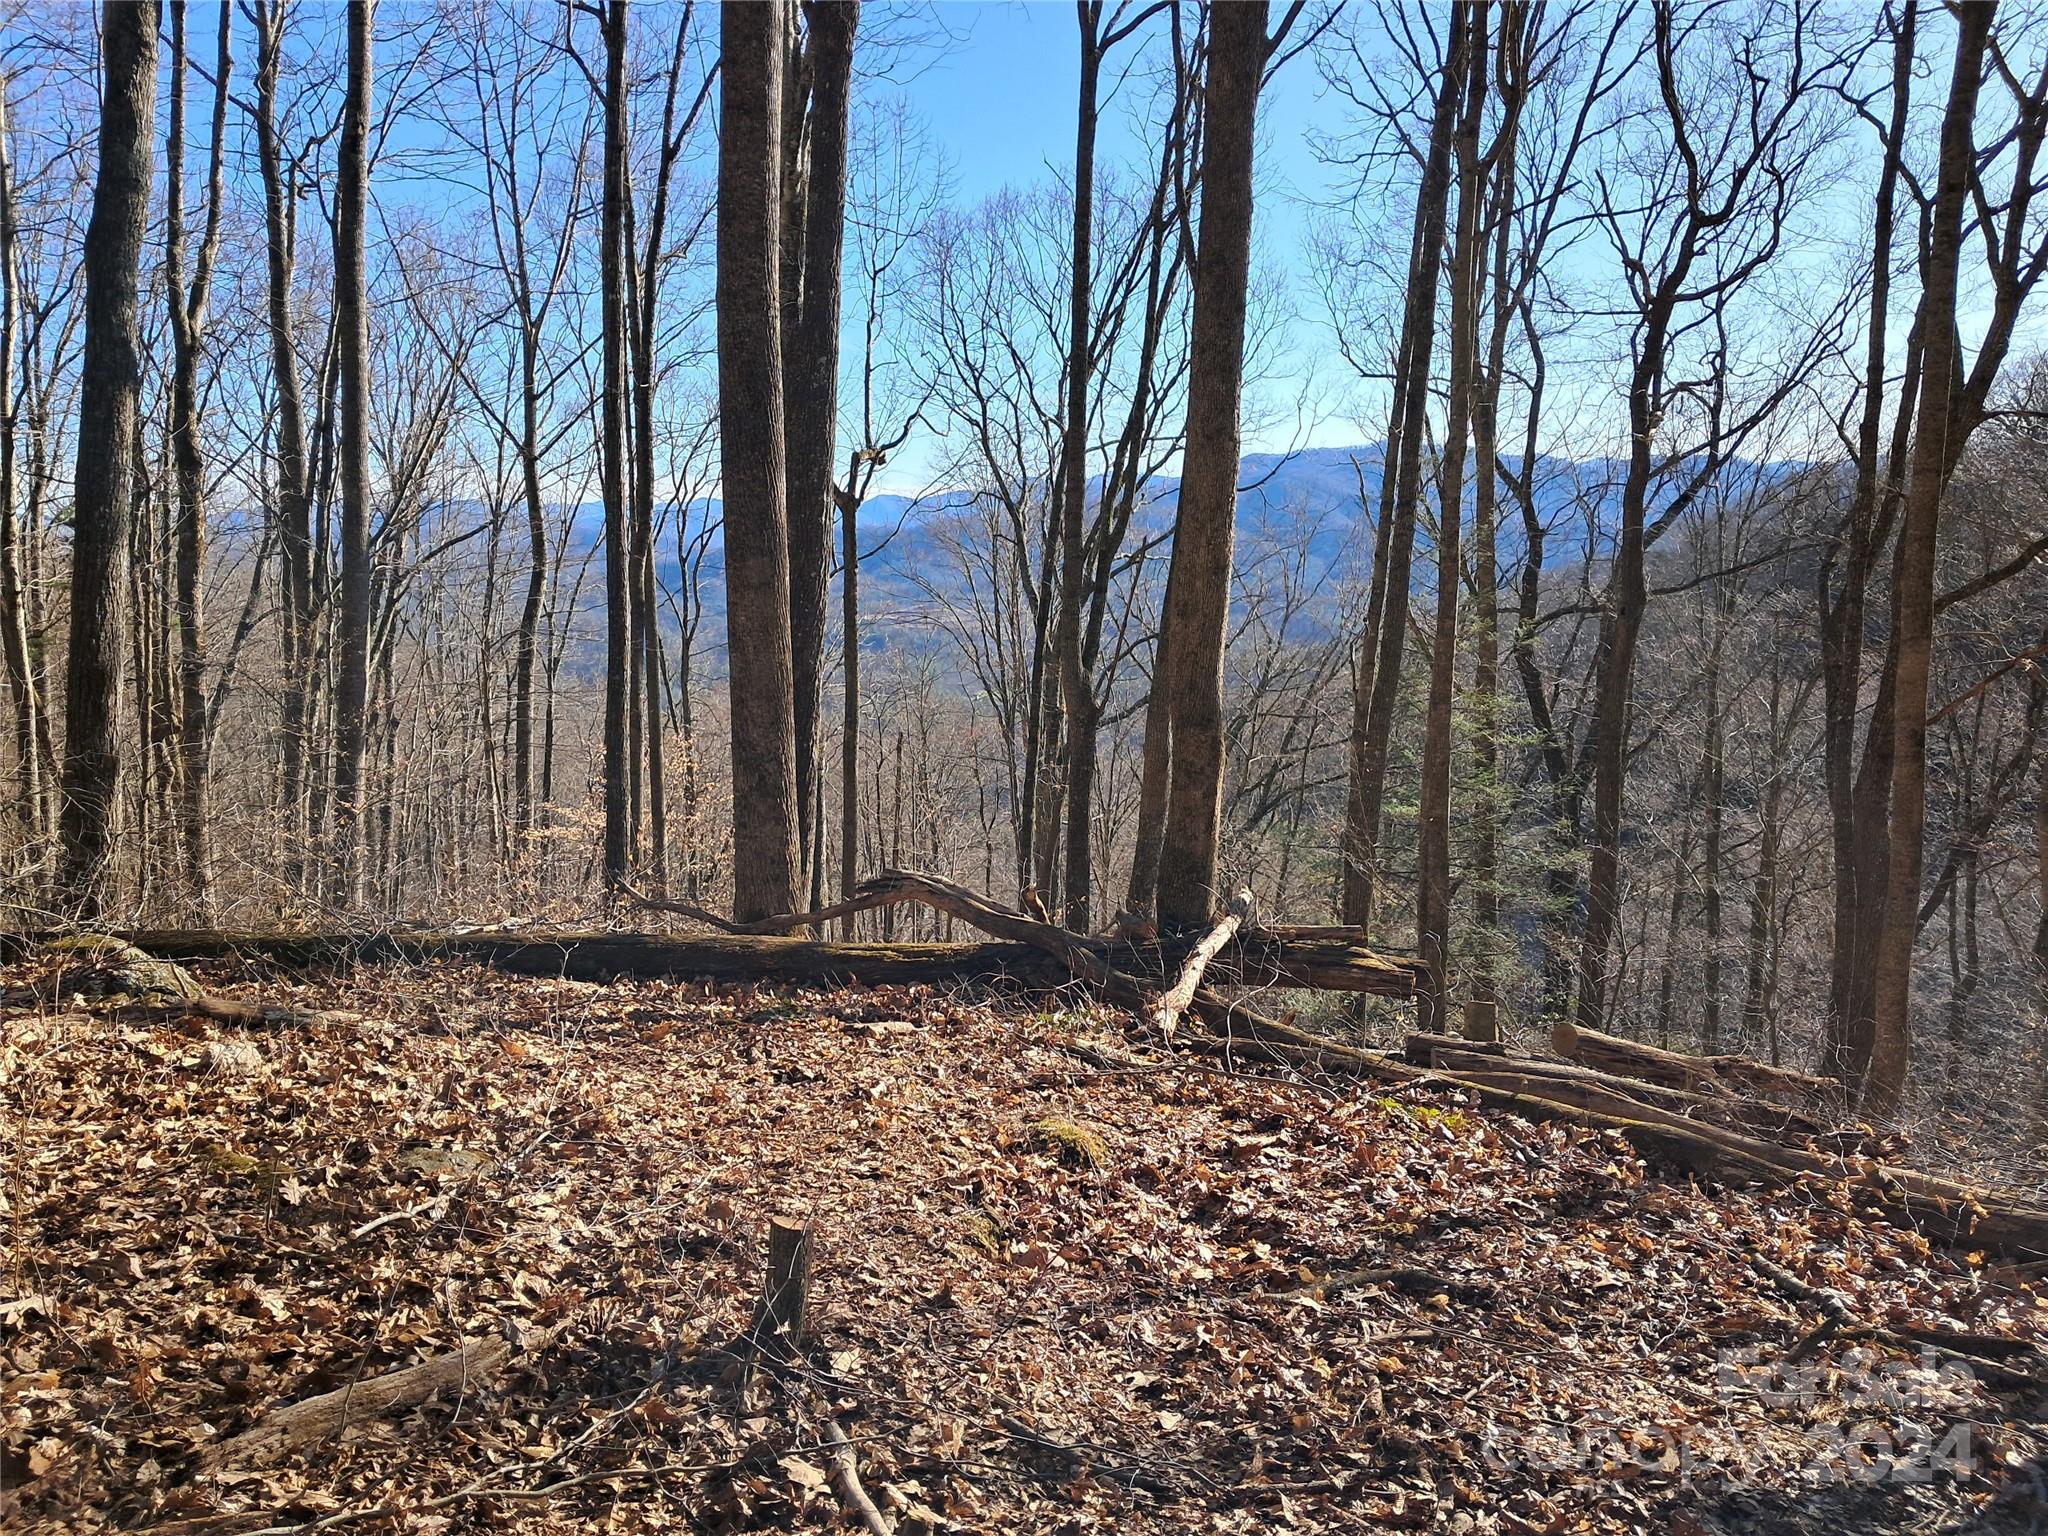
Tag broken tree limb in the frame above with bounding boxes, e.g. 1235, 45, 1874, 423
1549, 1020, 1845, 1111
822, 1421, 894, 1536
1151, 889, 1254, 1038
201, 1334, 516, 1470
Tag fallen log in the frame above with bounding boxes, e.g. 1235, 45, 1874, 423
89, 929, 1075, 988
201, 1334, 516, 1470
1403, 1031, 1506, 1067
1177, 1005, 2048, 1262
1549, 1020, 1845, 1111
92, 873, 1423, 999
1749, 1255, 2048, 1395
1421, 1046, 1876, 1150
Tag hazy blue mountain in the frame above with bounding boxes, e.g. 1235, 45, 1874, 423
550, 442, 1766, 668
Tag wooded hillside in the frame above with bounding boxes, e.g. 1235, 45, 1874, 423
6, 2, 2048, 1527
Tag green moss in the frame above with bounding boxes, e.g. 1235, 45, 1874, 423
1032, 1116, 1111, 1170
1373, 1096, 1473, 1135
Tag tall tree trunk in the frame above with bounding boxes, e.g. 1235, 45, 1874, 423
1465, 7, 1524, 1034
1054, 4, 1108, 932
252, 0, 314, 899
1819, 0, 1917, 1085
1866, 0, 1995, 1119
0, 76, 50, 855
1415, 1, 1488, 1027
165, 0, 231, 914
1153, 0, 1265, 930
786, 1, 857, 907
839, 483, 860, 934
599, 0, 632, 895
1342, 10, 1466, 933
330, 0, 374, 908
57, 0, 159, 918
719, 0, 802, 921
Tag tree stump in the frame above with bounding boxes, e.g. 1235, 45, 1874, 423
748, 1219, 812, 1364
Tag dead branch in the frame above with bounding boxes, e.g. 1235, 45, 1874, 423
822, 1421, 893, 1536
201, 1334, 517, 1471
1150, 888, 1253, 1038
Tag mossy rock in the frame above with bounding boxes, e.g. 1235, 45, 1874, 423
45, 933, 203, 1003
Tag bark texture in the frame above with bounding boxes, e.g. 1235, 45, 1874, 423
1155, 0, 1265, 930
719, 0, 803, 920
57, 0, 160, 917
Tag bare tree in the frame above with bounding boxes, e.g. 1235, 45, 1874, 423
331, 0, 376, 905
720, 0, 802, 920
164, 0, 232, 911
1570, 0, 1844, 1036
1339, 3, 1466, 933
1865, 0, 1997, 1118
57, 0, 160, 917
1154, 0, 1272, 929
785, 0, 859, 907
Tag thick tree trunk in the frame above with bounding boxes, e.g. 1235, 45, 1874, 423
786, 2, 858, 907
330, 0, 374, 908
57, 0, 159, 917
719, 0, 802, 921
1867, 2, 1994, 1119
1155, 0, 1265, 930
1819, 1, 1917, 1086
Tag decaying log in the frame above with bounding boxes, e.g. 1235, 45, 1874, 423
201, 1334, 515, 1470
1151, 890, 1254, 1038
94, 872, 1424, 1000
1177, 1005, 2048, 1261
101, 929, 1075, 989
623, 867, 1425, 997
1549, 1020, 1844, 1110
1421, 1046, 1873, 1150
1750, 1255, 2048, 1394
183, 992, 355, 1030
1403, 1031, 1506, 1067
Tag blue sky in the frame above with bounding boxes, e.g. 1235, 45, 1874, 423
883, 1, 1368, 478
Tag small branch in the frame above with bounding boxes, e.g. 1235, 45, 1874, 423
349, 1195, 446, 1241
822, 1421, 893, 1536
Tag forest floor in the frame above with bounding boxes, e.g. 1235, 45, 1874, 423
6, 955, 2048, 1536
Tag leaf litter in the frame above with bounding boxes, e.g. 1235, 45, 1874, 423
4, 955, 2046, 1534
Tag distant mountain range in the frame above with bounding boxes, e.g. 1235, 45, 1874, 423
552, 442, 1802, 667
